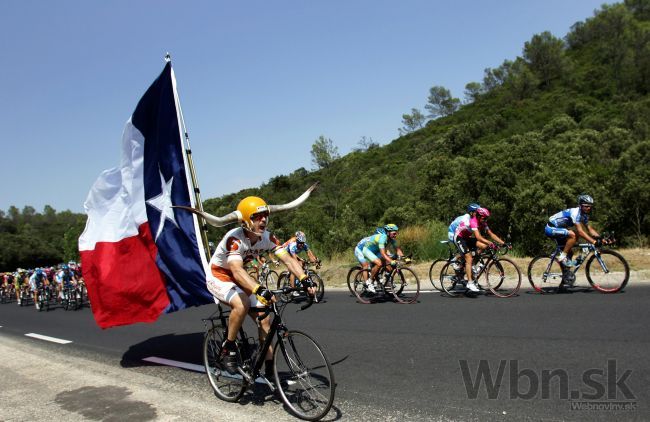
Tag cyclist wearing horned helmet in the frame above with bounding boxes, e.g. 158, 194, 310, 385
355, 224, 405, 293
546, 194, 605, 267
176, 184, 317, 378
453, 207, 507, 292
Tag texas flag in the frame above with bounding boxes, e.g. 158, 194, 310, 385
79, 61, 213, 329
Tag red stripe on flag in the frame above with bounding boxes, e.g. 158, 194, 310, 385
80, 222, 170, 329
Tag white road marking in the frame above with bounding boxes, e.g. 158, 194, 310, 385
143, 356, 205, 372
25, 333, 72, 344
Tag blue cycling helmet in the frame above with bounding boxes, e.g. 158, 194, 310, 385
384, 223, 399, 232
467, 203, 481, 213
36, 268, 43, 276
295, 231, 306, 243
62, 264, 69, 271
578, 194, 594, 206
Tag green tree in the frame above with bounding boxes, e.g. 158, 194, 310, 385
523, 31, 570, 87
464, 82, 482, 103
399, 108, 426, 135
310, 135, 340, 169
425, 86, 460, 118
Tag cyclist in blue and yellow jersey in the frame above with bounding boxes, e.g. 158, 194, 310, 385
355, 224, 406, 293
13, 269, 28, 305
545, 194, 605, 267
282, 231, 320, 295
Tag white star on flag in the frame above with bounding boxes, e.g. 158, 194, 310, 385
146, 168, 179, 241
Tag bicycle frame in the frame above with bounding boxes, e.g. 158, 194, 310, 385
202, 290, 308, 389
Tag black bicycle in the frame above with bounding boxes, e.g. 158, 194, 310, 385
62, 284, 83, 310
248, 260, 280, 290
277, 260, 325, 303
349, 256, 420, 304
202, 287, 335, 421
527, 237, 629, 293
439, 244, 522, 298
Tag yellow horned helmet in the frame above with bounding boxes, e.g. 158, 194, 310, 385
174, 183, 319, 230
236, 196, 270, 230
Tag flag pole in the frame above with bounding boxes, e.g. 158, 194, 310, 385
166, 53, 212, 258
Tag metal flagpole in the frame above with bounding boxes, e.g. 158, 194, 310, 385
166, 53, 212, 258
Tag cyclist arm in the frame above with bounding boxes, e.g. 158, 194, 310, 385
575, 222, 598, 245
473, 229, 492, 247
273, 248, 307, 280
486, 228, 505, 245
307, 249, 318, 263
229, 259, 262, 295
379, 248, 393, 263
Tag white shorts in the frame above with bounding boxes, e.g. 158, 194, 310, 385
206, 277, 263, 308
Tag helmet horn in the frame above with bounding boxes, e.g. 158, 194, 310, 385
172, 206, 241, 227
173, 182, 318, 227
268, 182, 319, 213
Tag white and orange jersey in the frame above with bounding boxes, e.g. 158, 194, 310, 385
209, 227, 284, 282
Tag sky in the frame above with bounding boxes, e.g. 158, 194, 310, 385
0, 0, 608, 214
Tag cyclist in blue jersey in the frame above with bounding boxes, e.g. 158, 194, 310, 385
354, 224, 406, 293
545, 194, 604, 266
448, 203, 481, 242
28, 268, 47, 310
282, 231, 320, 296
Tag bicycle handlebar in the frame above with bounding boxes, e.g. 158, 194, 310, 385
256, 286, 315, 321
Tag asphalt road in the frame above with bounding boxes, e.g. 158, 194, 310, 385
1, 285, 648, 421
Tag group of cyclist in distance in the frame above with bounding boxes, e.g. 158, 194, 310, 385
1, 263, 82, 310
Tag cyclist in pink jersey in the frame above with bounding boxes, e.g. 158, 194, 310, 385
453, 207, 507, 292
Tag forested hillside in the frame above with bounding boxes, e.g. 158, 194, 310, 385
2, 1, 649, 270
204, 0, 650, 257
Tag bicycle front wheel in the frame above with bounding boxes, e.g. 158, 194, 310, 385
428, 259, 447, 292
203, 327, 246, 402
585, 250, 629, 293
486, 258, 521, 298
273, 330, 335, 421
527, 255, 563, 293
346, 266, 362, 296
265, 270, 279, 290
390, 267, 420, 304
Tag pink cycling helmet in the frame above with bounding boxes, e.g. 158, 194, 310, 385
476, 207, 491, 218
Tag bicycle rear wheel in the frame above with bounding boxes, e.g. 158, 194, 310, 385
527, 255, 563, 293
390, 267, 420, 304
585, 250, 629, 293
427, 259, 447, 292
203, 327, 246, 402
440, 262, 462, 297
308, 271, 325, 302
273, 330, 335, 421
486, 258, 521, 298
351, 269, 376, 304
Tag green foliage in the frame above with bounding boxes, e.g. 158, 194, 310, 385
0, 206, 86, 271
310, 135, 340, 169
197, 2, 650, 257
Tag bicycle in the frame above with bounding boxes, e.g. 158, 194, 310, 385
62, 284, 83, 310
439, 244, 522, 298
202, 287, 335, 421
527, 235, 629, 293
349, 256, 420, 304
427, 240, 459, 292
277, 260, 324, 303
248, 260, 280, 290
36, 284, 54, 311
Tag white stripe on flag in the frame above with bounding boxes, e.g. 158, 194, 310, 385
25, 333, 72, 344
